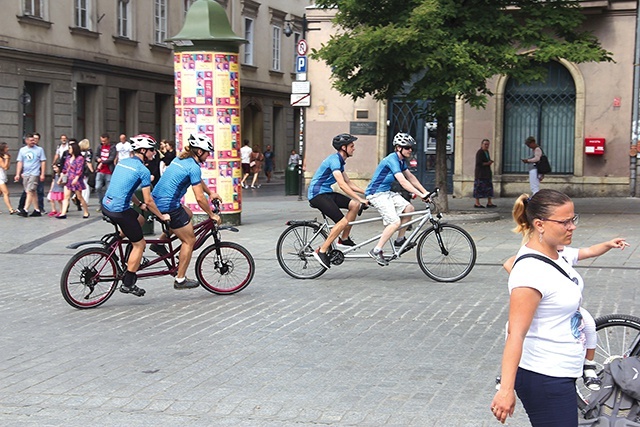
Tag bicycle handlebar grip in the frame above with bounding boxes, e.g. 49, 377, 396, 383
211, 198, 221, 214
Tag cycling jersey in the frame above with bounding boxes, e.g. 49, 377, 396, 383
307, 153, 345, 200
152, 156, 202, 213
365, 152, 407, 197
102, 157, 151, 213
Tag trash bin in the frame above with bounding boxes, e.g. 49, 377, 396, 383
133, 189, 155, 235
285, 163, 300, 196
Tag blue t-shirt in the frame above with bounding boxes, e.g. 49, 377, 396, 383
17, 145, 46, 176
102, 157, 151, 213
307, 153, 345, 200
152, 157, 202, 213
365, 152, 407, 196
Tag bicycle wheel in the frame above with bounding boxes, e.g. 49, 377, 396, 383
577, 314, 640, 411
60, 247, 120, 309
276, 223, 328, 279
195, 242, 255, 295
416, 223, 476, 282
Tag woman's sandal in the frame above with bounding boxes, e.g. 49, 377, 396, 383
9, 209, 18, 215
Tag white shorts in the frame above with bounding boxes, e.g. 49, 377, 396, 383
366, 191, 410, 225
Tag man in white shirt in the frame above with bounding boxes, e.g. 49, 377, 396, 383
239, 139, 253, 189
115, 133, 133, 163
52, 134, 69, 166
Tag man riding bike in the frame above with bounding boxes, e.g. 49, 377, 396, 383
101, 134, 170, 297
151, 134, 221, 289
308, 133, 368, 270
365, 132, 430, 266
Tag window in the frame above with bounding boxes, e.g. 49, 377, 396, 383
74, 0, 91, 30
155, 0, 168, 44
24, 0, 44, 18
502, 61, 576, 175
117, 0, 131, 38
272, 26, 281, 71
243, 18, 254, 65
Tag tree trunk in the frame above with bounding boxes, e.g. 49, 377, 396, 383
434, 111, 450, 212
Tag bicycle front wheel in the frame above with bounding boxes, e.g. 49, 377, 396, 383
60, 247, 120, 309
577, 314, 640, 411
195, 242, 255, 295
416, 224, 476, 282
276, 223, 328, 279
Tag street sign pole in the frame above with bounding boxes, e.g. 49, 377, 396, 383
295, 38, 309, 201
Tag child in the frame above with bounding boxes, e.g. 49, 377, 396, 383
47, 162, 65, 217
503, 237, 630, 391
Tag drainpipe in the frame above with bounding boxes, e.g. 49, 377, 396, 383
631, 0, 640, 196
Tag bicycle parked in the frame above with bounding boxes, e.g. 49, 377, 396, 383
577, 313, 640, 412
60, 201, 255, 309
276, 188, 477, 282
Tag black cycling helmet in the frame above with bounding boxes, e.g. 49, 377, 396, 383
332, 133, 358, 151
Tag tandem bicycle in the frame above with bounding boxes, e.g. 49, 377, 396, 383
276, 188, 477, 282
60, 200, 255, 309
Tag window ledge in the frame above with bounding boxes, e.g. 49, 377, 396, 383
150, 43, 172, 53
113, 36, 138, 47
17, 15, 52, 29
69, 27, 100, 38
269, 70, 284, 77
241, 64, 258, 72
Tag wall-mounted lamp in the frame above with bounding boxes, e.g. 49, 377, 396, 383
283, 14, 319, 38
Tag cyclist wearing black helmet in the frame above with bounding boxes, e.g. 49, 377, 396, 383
365, 132, 430, 266
102, 134, 170, 297
308, 133, 368, 270
152, 134, 221, 290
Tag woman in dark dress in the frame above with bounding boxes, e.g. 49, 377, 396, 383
473, 138, 496, 208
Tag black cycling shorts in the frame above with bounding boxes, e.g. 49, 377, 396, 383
102, 207, 144, 243
167, 206, 191, 230
309, 192, 351, 223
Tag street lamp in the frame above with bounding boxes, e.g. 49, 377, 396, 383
19, 86, 31, 138
284, 14, 319, 200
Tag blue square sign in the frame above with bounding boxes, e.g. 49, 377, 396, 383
296, 56, 307, 73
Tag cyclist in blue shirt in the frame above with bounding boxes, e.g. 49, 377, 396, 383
151, 134, 221, 290
102, 134, 170, 297
308, 133, 368, 270
365, 133, 430, 266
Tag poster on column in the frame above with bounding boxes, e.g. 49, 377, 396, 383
174, 51, 241, 214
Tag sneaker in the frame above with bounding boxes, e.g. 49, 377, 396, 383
29, 210, 42, 217
174, 277, 200, 290
120, 283, 146, 297
96, 207, 103, 213
17, 209, 28, 217
312, 249, 331, 269
47, 211, 58, 217
399, 242, 417, 255
368, 249, 389, 266
583, 363, 601, 391
394, 237, 407, 247
149, 243, 169, 257
338, 237, 356, 247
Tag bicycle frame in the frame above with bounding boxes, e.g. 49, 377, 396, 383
74, 215, 230, 280
292, 202, 441, 262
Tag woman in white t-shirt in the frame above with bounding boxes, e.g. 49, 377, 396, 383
491, 189, 583, 426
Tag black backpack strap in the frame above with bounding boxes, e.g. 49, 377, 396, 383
512, 253, 572, 281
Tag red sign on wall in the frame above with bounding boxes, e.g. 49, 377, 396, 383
585, 138, 605, 155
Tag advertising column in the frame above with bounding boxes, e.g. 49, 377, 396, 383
174, 52, 241, 217
168, 0, 246, 224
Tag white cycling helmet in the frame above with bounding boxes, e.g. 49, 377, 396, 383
393, 133, 416, 148
188, 134, 213, 152
130, 134, 157, 150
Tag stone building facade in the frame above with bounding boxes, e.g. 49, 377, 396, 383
0, 0, 310, 174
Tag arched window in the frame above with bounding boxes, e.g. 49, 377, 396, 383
502, 62, 576, 174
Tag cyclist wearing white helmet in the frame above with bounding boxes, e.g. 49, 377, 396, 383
102, 134, 170, 297
308, 133, 368, 270
364, 132, 430, 266
151, 134, 221, 290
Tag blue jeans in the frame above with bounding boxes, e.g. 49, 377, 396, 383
515, 367, 578, 427
95, 172, 112, 205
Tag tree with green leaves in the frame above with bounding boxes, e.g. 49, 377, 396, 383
312, 0, 612, 211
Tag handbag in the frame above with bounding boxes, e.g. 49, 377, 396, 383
535, 150, 552, 174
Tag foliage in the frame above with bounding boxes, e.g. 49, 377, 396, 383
312, 0, 612, 114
